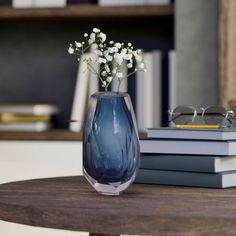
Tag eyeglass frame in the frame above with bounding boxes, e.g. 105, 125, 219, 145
168, 105, 235, 127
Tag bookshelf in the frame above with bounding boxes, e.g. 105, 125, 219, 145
0, 3, 174, 140
0, 4, 174, 19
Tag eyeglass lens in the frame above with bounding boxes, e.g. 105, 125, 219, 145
203, 106, 226, 125
171, 106, 195, 125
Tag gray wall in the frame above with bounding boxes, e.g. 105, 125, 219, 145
176, 0, 219, 106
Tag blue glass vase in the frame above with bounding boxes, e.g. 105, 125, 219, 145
83, 92, 140, 196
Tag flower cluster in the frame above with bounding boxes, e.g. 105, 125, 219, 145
68, 28, 146, 92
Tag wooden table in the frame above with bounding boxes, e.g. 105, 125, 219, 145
0, 176, 236, 235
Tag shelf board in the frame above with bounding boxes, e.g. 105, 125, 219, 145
0, 130, 147, 141
0, 4, 174, 20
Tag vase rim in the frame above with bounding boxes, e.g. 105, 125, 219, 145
92, 92, 129, 98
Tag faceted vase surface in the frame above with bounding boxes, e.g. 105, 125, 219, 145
83, 92, 140, 196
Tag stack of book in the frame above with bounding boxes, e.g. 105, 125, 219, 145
135, 127, 236, 188
0, 104, 59, 131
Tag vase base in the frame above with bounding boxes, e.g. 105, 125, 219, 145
83, 169, 136, 196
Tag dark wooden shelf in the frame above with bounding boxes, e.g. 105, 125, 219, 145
0, 4, 174, 20
0, 130, 147, 141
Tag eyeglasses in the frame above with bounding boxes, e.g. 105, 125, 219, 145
168, 105, 235, 127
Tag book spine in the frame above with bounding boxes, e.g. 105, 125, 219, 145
135, 169, 223, 188
99, 0, 144, 6
12, 0, 33, 8
168, 50, 176, 111
136, 54, 145, 131
69, 53, 90, 132
140, 154, 216, 173
33, 0, 66, 7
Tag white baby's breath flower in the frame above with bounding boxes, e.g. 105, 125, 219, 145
128, 42, 132, 47
124, 53, 132, 60
137, 49, 142, 54
101, 70, 107, 76
105, 64, 110, 73
109, 41, 114, 44
99, 32, 107, 43
106, 76, 113, 83
93, 28, 100, 33
90, 33, 96, 42
105, 54, 113, 62
135, 54, 142, 62
68, 47, 74, 54
75, 41, 82, 48
127, 63, 133, 68
139, 62, 145, 70
114, 53, 123, 65
108, 47, 114, 53
117, 72, 123, 78
84, 33, 88, 37
98, 57, 107, 64
82, 42, 85, 45
91, 44, 98, 50
121, 48, 127, 54
115, 43, 122, 49
102, 80, 107, 85
88, 39, 93, 44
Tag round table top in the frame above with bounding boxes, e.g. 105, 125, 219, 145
1, 176, 236, 235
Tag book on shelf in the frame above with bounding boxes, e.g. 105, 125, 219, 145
0, 0, 12, 5
67, 0, 97, 4
0, 104, 59, 115
69, 53, 91, 132
0, 122, 51, 131
99, 0, 144, 6
147, 127, 236, 140
88, 53, 99, 97
168, 50, 176, 110
145, 0, 170, 5
135, 169, 236, 188
140, 154, 236, 173
99, 0, 170, 6
136, 51, 162, 131
12, 0, 33, 8
0, 113, 50, 123
33, 0, 66, 7
140, 138, 236, 155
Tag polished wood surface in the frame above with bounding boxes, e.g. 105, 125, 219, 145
0, 5, 173, 20
0, 176, 236, 235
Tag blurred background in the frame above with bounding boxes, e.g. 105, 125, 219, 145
0, 0, 234, 235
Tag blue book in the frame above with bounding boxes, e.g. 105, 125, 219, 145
148, 127, 236, 141
140, 138, 236, 156
135, 169, 236, 188
140, 154, 236, 173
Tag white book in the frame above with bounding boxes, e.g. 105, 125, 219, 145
0, 122, 50, 131
140, 139, 236, 156
12, 0, 33, 8
69, 53, 90, 132
143, 51, 162, 129
33, 0, 66, 7
135, 169, 236, 188
136, 55, 145, 131
168, 50, 176, 111
99, 0, 144, 6
88, 53, 99, 97
111, 61, 128, 93
147, 127, 236, 141
145, 0, 171, 5
0, 104, 59, 115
